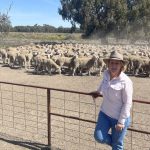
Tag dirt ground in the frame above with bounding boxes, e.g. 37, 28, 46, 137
0, 65, 150, 150
0, 65, 150, 102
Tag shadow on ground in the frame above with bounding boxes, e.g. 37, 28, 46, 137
0, 132, 60, 150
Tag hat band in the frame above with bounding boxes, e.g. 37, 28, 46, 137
110, 57, 123, 60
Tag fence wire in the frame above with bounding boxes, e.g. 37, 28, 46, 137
0, 82, 150, 150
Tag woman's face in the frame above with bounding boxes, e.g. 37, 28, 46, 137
108, 59, 122, 78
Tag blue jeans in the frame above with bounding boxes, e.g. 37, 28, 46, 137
94, 111, 131, 150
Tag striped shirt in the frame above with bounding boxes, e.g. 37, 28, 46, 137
97, 70, 133, 124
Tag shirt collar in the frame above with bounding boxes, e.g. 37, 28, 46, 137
105, 70, 124, 81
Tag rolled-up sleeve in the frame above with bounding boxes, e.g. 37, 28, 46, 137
97, 70, 107, 95
118, 80, 133, 124
97, 79, 104, 95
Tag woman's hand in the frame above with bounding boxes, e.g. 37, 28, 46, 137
89, 91, 100, 103
90, 91, 100, 99
115, 123, 125, 131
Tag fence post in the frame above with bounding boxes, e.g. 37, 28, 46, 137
47, 89, 51, 147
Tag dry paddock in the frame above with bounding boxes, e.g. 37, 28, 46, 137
0, 66, 150, 150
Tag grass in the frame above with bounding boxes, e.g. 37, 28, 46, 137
8, 32, 67, 40
0, 32, 82, 48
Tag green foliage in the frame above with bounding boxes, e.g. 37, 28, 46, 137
59, 0, 150, 39
12, 24, 82, 33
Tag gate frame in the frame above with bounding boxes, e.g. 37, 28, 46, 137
0, 81, 150, 148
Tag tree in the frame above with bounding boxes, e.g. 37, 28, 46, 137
0, 13, 11, 37
59, 0, 150, 39
0, 4, 12, 37
59, 0, 128, 36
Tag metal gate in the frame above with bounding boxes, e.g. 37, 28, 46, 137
0, 81, 150, 150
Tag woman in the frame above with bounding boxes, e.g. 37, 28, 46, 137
91, 50, 133, 150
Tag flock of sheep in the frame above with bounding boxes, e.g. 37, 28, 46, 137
0, 42, 150, 77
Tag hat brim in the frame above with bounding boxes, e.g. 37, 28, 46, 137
103, 58, 128, 65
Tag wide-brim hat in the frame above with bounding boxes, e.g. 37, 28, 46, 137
103, 50, 128, 65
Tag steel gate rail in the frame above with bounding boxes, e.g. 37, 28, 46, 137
0, 81, 150, 149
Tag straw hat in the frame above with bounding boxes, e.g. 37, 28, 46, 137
103, 50, 127, 65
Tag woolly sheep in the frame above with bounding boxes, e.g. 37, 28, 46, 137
71, 55, 98, 76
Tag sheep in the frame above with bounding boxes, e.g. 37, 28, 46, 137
32, 54, 61, 75
55, 56, 76, 74
71, 55, 98, 76
1, 42, 149, 77
15, 52, 27, 68
140, 59, 150, 77
25, 51, 34, 69
126, 54, 146, 76
32, 54, 47, 74
96, 56, 105, 76
0, 49, 8, 64
45, 58, 61, 75
6, 50, 19, 67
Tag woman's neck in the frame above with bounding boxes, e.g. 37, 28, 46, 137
110, 75, 117, 80
109, 71, 121, 80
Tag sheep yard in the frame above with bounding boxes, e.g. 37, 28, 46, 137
0, 37, 150, 150
0, 64, 150, 101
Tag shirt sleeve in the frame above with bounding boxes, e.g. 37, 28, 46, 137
97, 78, 104, 95
97, 70, 107, 95
118, 80, 133, 125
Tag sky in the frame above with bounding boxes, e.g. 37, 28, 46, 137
0, 0, 72, 27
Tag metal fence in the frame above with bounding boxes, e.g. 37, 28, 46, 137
0, 81, 150, 150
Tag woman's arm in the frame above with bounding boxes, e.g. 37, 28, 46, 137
118, 80, 133, 125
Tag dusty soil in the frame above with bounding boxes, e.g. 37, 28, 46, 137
0, 65, 150, 102
0, 65, 150, 150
